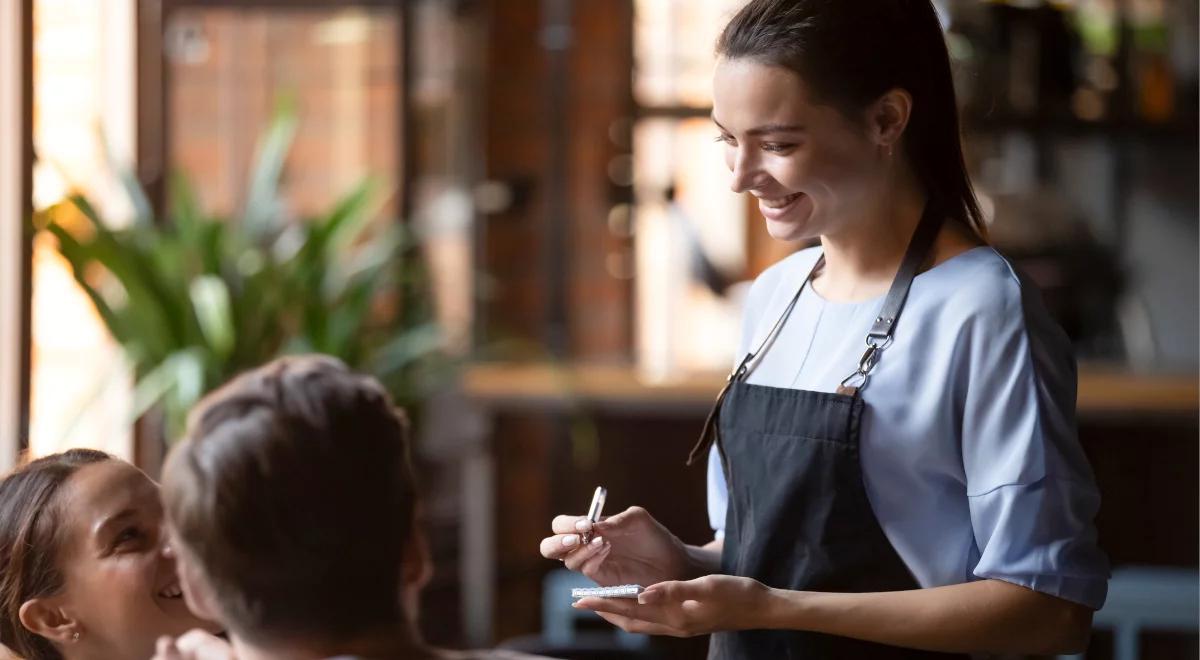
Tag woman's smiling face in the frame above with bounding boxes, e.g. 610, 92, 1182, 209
712, 57, 885, 242
49, 460, 214, 658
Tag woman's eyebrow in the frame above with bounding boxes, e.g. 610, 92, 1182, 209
94, 508, 136, 539
711, 116, 806, 136
747, 123, 805, 136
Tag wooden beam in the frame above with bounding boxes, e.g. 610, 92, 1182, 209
0, 0, 34, 469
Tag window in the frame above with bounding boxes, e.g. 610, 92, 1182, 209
28, 0, 136, 459
632, 0, 762, 378
161, 5, 403, 223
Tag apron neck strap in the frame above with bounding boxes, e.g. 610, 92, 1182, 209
687, 201, 944, 466
838, 201, 945, 395
733, 252, 825, 383
866, 201, 945, 346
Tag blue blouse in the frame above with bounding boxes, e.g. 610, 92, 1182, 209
707, 246, 1109, 609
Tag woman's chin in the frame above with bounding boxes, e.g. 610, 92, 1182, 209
764, 216, 817, 242
761, 195, 817, 242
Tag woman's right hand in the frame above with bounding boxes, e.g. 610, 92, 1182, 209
539, 506, 692, 587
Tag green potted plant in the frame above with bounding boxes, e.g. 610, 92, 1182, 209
36, 104, 447, 446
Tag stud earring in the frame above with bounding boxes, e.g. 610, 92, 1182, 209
72, 631, 80, 642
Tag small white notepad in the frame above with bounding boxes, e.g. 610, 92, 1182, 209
571, 584, 644, 599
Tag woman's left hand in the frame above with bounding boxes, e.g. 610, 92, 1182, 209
572, 574, 774, 637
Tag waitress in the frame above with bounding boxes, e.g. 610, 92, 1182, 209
540, 0, 1109, 657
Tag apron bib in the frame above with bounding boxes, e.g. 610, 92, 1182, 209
689, 204, 970, 659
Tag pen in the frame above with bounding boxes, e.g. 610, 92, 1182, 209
581, 486, 606, 545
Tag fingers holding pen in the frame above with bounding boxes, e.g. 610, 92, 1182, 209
551, 514, 588, 535
563, 535, 608, 572
540, 532, 577, 560
539, 528, 606, 562
546, 488, 608, 567
576, 537, 613, 575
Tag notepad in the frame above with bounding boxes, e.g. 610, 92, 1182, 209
571, 584, 644, 599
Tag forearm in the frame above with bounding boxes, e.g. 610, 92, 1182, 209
682, 538, 723, 578
759, 579, 1093, 655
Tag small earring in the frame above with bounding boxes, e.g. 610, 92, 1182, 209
72, 631, 80, 642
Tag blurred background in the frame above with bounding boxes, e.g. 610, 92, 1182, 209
0, 0, 1196, 658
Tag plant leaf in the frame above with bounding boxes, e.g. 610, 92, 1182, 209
99, 130, 153, 228
189, 275, 235, 360
242, 96, 299, 241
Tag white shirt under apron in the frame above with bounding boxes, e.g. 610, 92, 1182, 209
707, 246, 1109, 609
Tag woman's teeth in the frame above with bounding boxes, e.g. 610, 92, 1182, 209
760, 192, 802, 209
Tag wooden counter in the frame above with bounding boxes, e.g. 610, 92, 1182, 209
463, 361, 1199, 418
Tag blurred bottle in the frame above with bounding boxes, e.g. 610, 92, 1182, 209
1071, 0, 1121, 121
1128, 0, 1175, 122
972, 0, 1078, 119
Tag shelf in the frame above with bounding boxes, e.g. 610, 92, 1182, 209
463, 361, 1198, 419
962, 113, 1199, 142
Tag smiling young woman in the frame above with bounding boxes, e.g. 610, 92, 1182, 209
543, 1, 1109, 658
0, 450, 215, 660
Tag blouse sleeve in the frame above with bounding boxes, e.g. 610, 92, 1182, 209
959, 269, 1109, 609
707, 446, 728, 540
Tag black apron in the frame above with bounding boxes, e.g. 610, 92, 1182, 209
688, 203, 970, 660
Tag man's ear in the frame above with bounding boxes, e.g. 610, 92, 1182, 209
401, 527, 433, 591
18, 597, 78, 646
866, 88, 913, 151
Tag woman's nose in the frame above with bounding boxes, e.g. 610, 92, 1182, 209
729, 149, 758, 194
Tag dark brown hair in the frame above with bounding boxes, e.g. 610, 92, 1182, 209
162, 355, 417, 645
718, 0, 987, 239
0, 448, 111, 660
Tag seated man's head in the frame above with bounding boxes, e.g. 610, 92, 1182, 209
0, 450, 213, 660
161, 355, 429, 651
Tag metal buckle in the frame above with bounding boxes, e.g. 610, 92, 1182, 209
727, 363, 746, 383
865, 334, 893, 351
840, 334, 893, 394
857, 344, 879, 375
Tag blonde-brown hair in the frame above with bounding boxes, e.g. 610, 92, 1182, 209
0, 449, 111, 660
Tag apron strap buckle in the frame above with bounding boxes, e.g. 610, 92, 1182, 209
858, 343, 880, 374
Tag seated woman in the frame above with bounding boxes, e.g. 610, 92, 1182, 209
154, 356, 544, 660
0, 449, 216, 659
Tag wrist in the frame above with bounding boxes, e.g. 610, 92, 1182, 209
758, 587, 813, 631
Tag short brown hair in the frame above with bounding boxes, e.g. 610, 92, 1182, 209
162, 356, 417, 644
0, 448, 111, 660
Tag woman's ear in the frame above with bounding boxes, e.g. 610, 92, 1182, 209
18, 597, 78, 645
867, 88, 913, 151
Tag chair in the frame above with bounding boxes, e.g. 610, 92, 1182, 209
497, 569, 652, 659
1058, 565, 1198, 660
